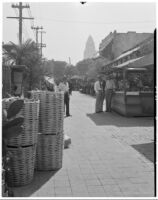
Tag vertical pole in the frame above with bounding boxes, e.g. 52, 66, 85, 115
123, 69, 126, 92
40, 31, 42, 57
36, 28, 38, 45
123, 69, 127, 104
8, 3, 34, 45
19, 2, 22, 45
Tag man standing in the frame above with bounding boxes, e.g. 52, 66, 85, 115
100, 76, 106, 110
94, 75, 103, 113
58, 76, 71, 117
68, 79, 73, 95
105, 74, 115, 112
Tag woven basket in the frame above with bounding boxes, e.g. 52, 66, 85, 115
35, 132, 64, 170
6, 145, 36, 187
5, 99, 40, 146
31, 91, 64, 135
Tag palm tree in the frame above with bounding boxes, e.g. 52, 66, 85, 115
3, 39, 40, 65
3, 39, 43, 91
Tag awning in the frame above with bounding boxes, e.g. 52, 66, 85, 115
116, 46, 140, 60
111, 57, 142, 69
112, 53, 154, 69
129, 53, 154, 68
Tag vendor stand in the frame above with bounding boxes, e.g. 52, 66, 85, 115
111, 53, 154, 117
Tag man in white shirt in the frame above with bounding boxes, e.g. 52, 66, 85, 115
94, 75, 103, 113
58, 76, 71, 117
105, 74, 115, 112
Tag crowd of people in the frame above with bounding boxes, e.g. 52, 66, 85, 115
79, 80, 95, 96
40, 69, 154, 117
43, 75, 115, 117
43, 73, 117, 116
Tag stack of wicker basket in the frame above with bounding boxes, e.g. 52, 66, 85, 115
3, 98, 39, 187
31, 90, 64, 171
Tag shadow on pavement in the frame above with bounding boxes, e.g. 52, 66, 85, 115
132, 142, 155, 163
12, 170, 58, 197
86, 112, 154, 127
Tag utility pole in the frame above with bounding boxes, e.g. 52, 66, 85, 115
7, 2, 34, 45
39, 31, 46, 57
31, 26, 43, 46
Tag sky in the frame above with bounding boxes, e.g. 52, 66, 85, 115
2, 2, 156, 65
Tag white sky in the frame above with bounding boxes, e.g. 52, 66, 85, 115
2, 2, 156, 65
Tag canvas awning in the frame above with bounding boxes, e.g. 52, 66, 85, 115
115, 46, 140, 60
112, 53, 154, 69
129, 53, 154, 68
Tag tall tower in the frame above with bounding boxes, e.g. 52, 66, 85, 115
84, 35, 96, 59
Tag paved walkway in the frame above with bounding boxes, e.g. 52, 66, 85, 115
13, 92, 155, 197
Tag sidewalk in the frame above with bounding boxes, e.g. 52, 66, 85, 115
13, 91, 155, 197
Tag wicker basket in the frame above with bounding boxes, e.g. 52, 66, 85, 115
35, 132, 64, 171
5, 99, 40, 146
6, 145, 36, 187
31, 91, 64, 135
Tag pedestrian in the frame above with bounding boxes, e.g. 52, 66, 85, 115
58, 76, 71, 117
105, 74, 115, 112
68, 79, 73, 95
94, 75, 103, 113
100, 76, 106, 109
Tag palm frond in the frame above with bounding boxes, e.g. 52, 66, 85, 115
3, 39, 40, 65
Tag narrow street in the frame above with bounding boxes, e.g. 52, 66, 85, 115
13, 91, 154, 197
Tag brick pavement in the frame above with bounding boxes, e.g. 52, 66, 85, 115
13, 92, 155, 197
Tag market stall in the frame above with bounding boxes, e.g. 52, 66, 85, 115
111, 53, 154, 117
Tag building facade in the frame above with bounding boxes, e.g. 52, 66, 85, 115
100, 34, 154, 117
99, 30, 152, 61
